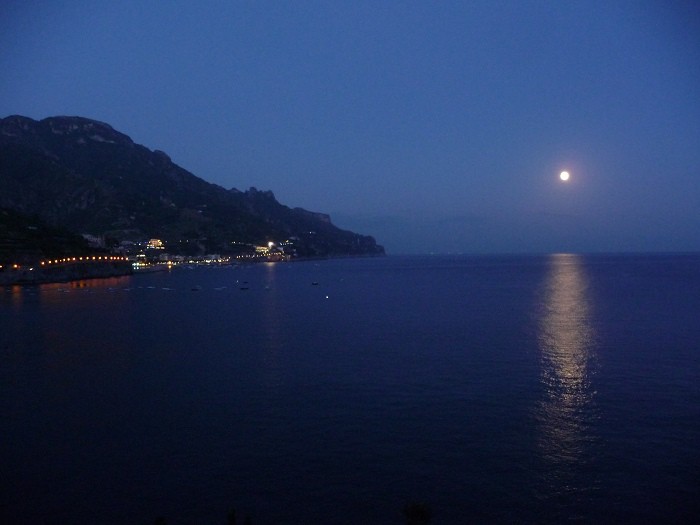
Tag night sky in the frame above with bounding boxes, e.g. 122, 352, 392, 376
2, 1, 699, 254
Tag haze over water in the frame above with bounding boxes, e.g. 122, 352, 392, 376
2, 2, 699, 254
2, 254, 699, 524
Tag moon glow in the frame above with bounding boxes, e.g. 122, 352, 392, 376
559, 171, 570, 181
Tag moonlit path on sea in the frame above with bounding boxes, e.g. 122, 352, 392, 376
1, 254, 699, 524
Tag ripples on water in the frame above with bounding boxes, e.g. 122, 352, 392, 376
535, 254, 599, 516
1, 255, 699, 524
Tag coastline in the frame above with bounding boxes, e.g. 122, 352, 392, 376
0, 261, 133, 286
0, 253, 386, 286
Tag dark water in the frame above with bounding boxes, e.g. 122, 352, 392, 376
1, 254, 699, 524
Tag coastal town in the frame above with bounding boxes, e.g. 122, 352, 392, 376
0, 236, 298, 285
127, 237, 297, 266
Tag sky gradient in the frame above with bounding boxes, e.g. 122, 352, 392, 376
2, 1, 699, 254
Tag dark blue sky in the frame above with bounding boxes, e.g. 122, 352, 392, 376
2, 1, 699, 253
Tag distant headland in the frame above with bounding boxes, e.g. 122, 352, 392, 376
0, 115, 384, 283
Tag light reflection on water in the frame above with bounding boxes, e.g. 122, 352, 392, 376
2, 256, 698, 522
260, 262, 285, 390
535, 253, 598, 503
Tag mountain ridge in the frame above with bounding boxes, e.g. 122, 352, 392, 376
0, 115, 384, 258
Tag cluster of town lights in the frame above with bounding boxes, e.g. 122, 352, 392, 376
3, 239, 295, 272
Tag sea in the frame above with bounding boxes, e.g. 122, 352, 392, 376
1, 254, 699, 524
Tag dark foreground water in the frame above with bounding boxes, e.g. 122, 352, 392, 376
1, 254, 699, 524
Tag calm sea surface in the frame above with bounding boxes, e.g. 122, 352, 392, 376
1, 254, 699, 524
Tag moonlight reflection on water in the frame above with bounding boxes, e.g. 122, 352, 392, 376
536, 253, 599, 505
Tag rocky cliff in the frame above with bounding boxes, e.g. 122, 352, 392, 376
0, 115, 384, 257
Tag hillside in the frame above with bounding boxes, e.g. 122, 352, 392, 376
0, 206, 97, 265
0, 115, 384, 257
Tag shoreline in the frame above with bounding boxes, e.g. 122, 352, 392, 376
0, 261, 133, 286
0, 253, 386, 286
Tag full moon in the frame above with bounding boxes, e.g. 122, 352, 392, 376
559, 171, 570, 181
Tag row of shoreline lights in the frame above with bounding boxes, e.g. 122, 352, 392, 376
4, 247, 292, 269
2, 255, 128, 271
40, 255, 128, 267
